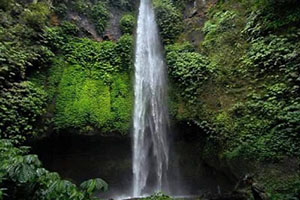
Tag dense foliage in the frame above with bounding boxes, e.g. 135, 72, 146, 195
165, 42, 211, 102
0, 82, 47, 142
199, 0, 300, 160
163, 0, 300, 161
31, 1, 134, 135
158, 0, 300, 198
1, 0, 300, 199
1, 0, 135, 199
120, 14, 136, 34
40, 35, 134, 135
106, 0, 136, 11
0, 0, 53, 141
0, 139, 107, 200
153, 0, 184, 44
90, 1, 110, 35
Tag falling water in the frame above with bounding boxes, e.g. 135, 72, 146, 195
132, 0, 170, 197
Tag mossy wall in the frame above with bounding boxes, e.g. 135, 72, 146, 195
23, 0, 136, 136
34, 35, 134, 135
154, 0, 300, 161
153, 0, 300, 198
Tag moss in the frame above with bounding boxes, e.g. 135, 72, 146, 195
43, 36, 134, 134
52, 64, 132, 134
109, 73, 133, 134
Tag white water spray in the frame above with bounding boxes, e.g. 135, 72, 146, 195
132, 0, 170, 196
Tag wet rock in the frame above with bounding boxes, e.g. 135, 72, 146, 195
103, 34, 114, 41
243, 174, 269, 200
104, 7, 122, 40
67, 11, 102, 42
189, 9, 198, 18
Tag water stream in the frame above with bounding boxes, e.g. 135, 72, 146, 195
132, 0, 170, 196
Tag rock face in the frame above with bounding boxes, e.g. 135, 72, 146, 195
181, 0, 216, 47
67, 11, 102, 41
104, 7, 123, 40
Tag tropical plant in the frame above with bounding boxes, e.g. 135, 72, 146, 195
0, 139, 107, 200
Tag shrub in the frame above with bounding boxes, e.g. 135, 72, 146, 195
153, 0, 183, 44
107, 0, 135, 11
63, 38, 119, 75
0, 82, 47, 142
120, 14, 135, 34
53, 2, 68, 17
54, 67, 113, 132
166, 43, 211, 102
202, 11, 237, 47
115, 34, 134, 70
90, 1, 110, 35
71, 0, 90, 15
44, 21, 79, 51
21, 2, 50, 29
141, 192, 173, 200
53, 65, 132, 134
242, 35, 299, 76
0, 139, 107, 199
226, 89, 300, 160
0, 0, 14, 11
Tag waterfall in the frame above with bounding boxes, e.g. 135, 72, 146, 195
132, 0, 170, 196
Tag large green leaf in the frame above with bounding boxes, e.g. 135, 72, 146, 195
80, 178, 108, 194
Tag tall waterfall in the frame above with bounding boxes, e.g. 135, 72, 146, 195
132, 0, 170, 196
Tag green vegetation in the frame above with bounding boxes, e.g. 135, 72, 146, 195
0, 82, 47, 142
165, 42, 211, 102
55, 0, 110, 36
1, 0, 135, 139
53, 65, 132, 134
0, 139, 107, 200
155, 0, 300, 198
200, 0, 300, 161
139, 193, 173, 200
106, 0, 135, 11
1, 0, 135, 199
161, 0, 300, 161
1, 0, 300, 199
90, 1, 110, 35
153, 0, 184, 44
46, 35, 134, 134
120, 14, 136, 34
0, 0, 53, 142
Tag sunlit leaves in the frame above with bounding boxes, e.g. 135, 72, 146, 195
21, 2, 50, 30
48, 36, 133, 134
